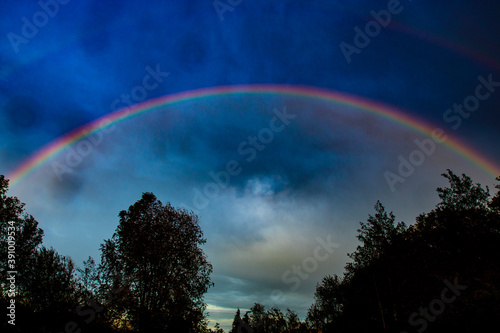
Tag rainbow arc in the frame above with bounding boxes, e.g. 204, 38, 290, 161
6, 85, 500, 187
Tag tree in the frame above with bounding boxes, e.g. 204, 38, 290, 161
490, 177, 500, 211
230, 308, 251, 333
25, 246, 80, 312
343, 201, 407, 330
435, 169, 490, 211
346, 201, 406, 274
266, 306, 286, 333
306, 303, 324, 330
249, 302, 266, 333
213, 322, 225, 333
0, 175, 44, 298
99, 192, 213, 332
307, 274, 343, 331
308, 170, 500, 333
285, 308, 300, 331
1, 176, 79, 311
1, 176, 81, 332
306, 275, 344, 332
412, 170, 499, 270
406, 170, 500, 332
242, 310, 252, 332
78, 256, 99, 293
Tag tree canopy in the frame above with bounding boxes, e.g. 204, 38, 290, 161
1, 175, 82, 332
0, 178, 215, 332
1, 170, 499, 333
99, 192, 213, 332
306, 170, 500, 333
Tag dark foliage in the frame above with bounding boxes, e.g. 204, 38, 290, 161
307, 170, 500, 333
2, 170, 499, 333
98, 192, 213, 332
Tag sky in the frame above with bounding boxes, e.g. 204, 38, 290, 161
1, 0, 500, 330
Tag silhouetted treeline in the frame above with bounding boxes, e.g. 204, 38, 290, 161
0, 175, 216, 333
228, 170, 500, 333
305, 170, 500, 333
229, 305, 308, 333
2, 170, 499, 333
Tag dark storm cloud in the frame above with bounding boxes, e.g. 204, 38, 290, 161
0, 95, 55, 167
47, 171, 84, 203
2, 0, 499, 153
3, 95, 41, 129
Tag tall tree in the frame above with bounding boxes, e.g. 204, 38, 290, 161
99, 192, 213, 332
344, 201, 407, 330
406, 170, 500, 332
346, 200, 406, 275
231, 308, 252, 333
0, 175, 44, 298
308, 170, 500, 333
1, 176, 81, 332
306, 275, 344, 332
242, 310, 251, 332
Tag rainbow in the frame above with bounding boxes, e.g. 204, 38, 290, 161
389, 22, 500, 74
6, 84, 500, 187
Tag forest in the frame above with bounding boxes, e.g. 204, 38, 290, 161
1, 169, 499, 333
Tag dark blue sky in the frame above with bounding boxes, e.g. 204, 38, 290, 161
1, 0, 500, 330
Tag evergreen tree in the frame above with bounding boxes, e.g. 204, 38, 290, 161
230, 308, 242, 333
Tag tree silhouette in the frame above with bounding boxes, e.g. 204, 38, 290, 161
346, 200, 406, 275
249, 302, 266, 333
0, 175, 44, 298
306, 274, 343, 331
284, 308, 301, 331
490, 177, 500, 211
435, 169, 490, 211
307, 170, 500, 333
3, 169, 499, 333
99, 192, 213, 332
266, 306, 286, 333
1, 176, 81, 332
213, 322, 225, 333
231, 307, 253, 333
